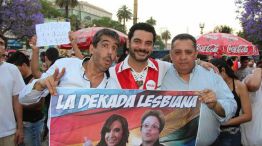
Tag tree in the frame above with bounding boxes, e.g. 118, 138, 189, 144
40, 0, 62, 18
161, 30, 171, 48
117, 5, 132, 29
146, 17, 156, 26
0, 0, 44, 39
213, 25, 233, 33
69, 14, 81, 31
55, 0, 78, 20
236, 0, 262, 46
92, 17, 126, 33
154, 35, 165, 50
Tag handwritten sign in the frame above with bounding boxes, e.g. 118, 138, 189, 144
36, 22, 70, 47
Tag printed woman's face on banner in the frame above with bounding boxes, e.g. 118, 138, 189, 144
105, 120, 124, 146
141, 116, 160, 143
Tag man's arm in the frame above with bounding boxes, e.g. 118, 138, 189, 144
13, 95, 23, 145
244, 68, 262, 92
30, 36, 42, 78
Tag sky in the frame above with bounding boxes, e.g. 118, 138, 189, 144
84, 0, 242, 40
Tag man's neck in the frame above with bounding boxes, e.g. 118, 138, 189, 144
128, 56, 148, 73
84, 61, 104, 87
24, 71, 32, 79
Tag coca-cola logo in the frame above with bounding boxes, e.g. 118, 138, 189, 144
227, 45, 248, 53
197, 44, 219, 53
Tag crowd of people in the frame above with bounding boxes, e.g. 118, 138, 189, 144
0, 22, 262, 146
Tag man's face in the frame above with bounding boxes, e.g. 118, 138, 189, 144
0, 38, 5, 60
241, 60, 249, 68
105, 120, 123, 146
141, 116, 160, 144
170, 39, 197, 75
128, 30, 154, 62
91, 35, 118, 72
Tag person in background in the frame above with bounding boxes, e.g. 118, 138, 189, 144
248, 57, 256, 71
0, 35, 25, 146
7, 51, 45, 146
241, 67, 262, 146
236, 56, 252, 81
211, 58, 252, 146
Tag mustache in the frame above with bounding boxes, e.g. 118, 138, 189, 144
135, 49, 150, 54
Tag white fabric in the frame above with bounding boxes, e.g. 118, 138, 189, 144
241, 81, 262, 146
109, 55, 171, 89
0, 62, 25, 137
19, 58, 120, 105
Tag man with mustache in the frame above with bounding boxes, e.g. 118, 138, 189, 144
109, 23, 214, 90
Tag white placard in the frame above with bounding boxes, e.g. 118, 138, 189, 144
36, 22, 71, 47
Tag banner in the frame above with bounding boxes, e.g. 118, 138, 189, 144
50, 88, 201, 146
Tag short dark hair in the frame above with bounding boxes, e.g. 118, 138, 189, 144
92, 28, 120, 48
240, 56, 249, 63
210, 58, 238, 79
171, 33, 197, 49
97, 114, 129, 146
128, 23, 156, 43
141, 110, 165, 132
7, 51, 30, 66
45, 47, 59, 65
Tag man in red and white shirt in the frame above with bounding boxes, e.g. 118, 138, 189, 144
109, 23, 170, 90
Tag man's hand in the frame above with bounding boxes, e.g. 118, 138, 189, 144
199, 60, 219, 73
197, 89, 217, 109
29, 35, 39, 52
14, 128, 24, 145
69, 31, 77, 45
196, 89, 225, 117
38, 68, 65, 95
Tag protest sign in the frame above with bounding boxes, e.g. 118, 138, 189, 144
50, 88, 201, 146
36, 22, 70, 47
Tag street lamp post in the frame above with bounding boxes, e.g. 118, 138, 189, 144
199, 23, 205, 35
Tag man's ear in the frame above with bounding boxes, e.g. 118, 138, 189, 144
89, 44, 94, 55
126, 39, 130, 48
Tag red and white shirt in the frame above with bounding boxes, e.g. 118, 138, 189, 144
109, 55, 171, 90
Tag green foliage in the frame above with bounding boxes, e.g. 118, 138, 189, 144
117, 5, 132, 28
213, 25, 233, 34
146, 17, 156, 26
55, 0, 78, 19
154, 35, 165, 50
69, 14, 80, 31
40, 0, 62, 18
91, 17, 126, 33
161, 30, 171, 48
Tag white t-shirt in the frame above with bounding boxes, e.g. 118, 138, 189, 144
0, 62, 25, 137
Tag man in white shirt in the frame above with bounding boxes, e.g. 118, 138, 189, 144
19, 28, 120, 107
0, 36, 25, 146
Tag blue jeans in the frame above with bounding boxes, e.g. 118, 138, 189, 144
215, 128, 241, 146
21, 118, 44, 146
